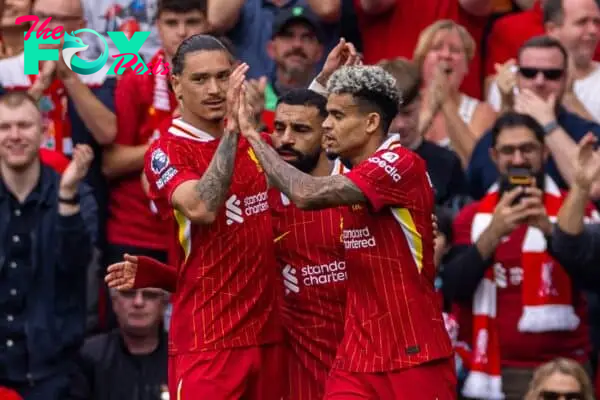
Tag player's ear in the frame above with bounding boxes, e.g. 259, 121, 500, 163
171, 73, 182, 102
364, 112, 380, 136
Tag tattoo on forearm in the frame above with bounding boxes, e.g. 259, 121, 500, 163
248, 136, 365, 209
195, 130, 239, 213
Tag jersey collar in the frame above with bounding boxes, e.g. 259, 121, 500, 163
168, 118, 216, 142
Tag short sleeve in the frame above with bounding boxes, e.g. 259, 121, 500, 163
143, 139, 204, 216
345, 148, 433, 212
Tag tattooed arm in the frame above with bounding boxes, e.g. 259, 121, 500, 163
171, 131, 239, 224
247, 135, 365, 210
169, 62, 249, 224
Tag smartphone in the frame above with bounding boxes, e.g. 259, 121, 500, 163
499, 167, 533, 204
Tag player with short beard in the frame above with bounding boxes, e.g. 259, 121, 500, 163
109, 89, 349, 400
238, 65, 456, 400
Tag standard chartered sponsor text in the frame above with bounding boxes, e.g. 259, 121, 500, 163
301, 261, 347, 286
244, 191, 269, 216
343, 227, 377, 249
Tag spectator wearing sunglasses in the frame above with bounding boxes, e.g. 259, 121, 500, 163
524, 358, 594, 400
467, 35, 600, 200
488, 0, 600, 123
70, 288, 169, 400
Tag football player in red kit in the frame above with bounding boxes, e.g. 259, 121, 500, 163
269, 89, 346, 400
110, 88, 348, 400
238, 65, 456, 400
143, 35, 281, 400
103, 0, 210, 267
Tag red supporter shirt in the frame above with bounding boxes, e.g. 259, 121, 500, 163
269, 190, 346, 398
107, 63, 176, 250
354, 0, 486, 99
335, 135, 453, 373
453, 202, 590, 368
486, 1, 600, 77
144, 118, 281, 354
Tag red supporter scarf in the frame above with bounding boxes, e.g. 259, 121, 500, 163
462, 176, 592, 399
29, 74, 71, 155
148, 50, 175, 140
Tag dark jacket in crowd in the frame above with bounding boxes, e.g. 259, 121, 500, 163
70, 329, 169, 400
0, 165, 97, 382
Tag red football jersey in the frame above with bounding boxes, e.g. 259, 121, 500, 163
144, 118, 281, 354
270, 190, 346, 399
334, 135, 453, 373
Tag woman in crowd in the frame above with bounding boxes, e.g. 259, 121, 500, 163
525, 358, 594, 400
414, 19, 497, 167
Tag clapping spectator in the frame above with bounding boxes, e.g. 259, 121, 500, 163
0, 92, 97, 399
379, 57, 471, 212
488, 0, 600, 122
414, 20, 497, 166
484, 0, 600, 97
468, 36, 600, 199
351, 0, 491, 99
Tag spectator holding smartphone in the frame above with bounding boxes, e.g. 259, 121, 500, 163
443, 112, 598, 400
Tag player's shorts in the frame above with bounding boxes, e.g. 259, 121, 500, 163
168, 344, 283, 400
323, 357, 457, 400
283, 346, 328, 400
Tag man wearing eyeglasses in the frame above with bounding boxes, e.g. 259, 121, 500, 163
467, 35, 600, 201
443, 111, 599, 400
70, 288, 169, 400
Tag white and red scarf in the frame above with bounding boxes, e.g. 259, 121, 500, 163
462, 176, 595, 399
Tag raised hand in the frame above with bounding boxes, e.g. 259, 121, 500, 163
105, 254, 139, 290
488, 187, 532, 238
427, 63, 451, 112
574, 132, 600, 190
238, 84, 261, 140
494, 59, 517, 99
224, 62, 249, 134
514, 89, 557, 126
245, 76, 267, 125
521, 186, 552, 235
59, 144, 94, 195
316, 38, 360, 86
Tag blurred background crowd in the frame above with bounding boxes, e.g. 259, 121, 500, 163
0, 0, 600, 399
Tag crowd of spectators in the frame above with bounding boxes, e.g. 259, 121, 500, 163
0, 0, 600, 398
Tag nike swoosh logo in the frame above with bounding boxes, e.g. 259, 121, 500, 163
273, 231, 290, 243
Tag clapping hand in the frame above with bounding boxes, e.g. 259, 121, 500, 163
59, 144, 94, 196
245, 76, 268, 126
238, 84, 261, 141
494, 59, 517, 100
224, 62, 249, 134
574, 132, 600, 190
